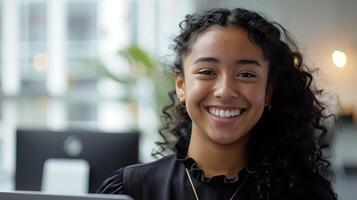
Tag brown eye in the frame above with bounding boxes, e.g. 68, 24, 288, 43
198, 70, 215, 76
237, 72, 256, 78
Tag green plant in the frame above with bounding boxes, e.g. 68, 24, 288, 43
101, 44, 173, 114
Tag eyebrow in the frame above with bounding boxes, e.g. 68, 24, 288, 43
193, 57, 219, 64
193, 56, 261, 67
237, 59, 261, 67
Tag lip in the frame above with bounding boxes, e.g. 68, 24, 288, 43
205, 105, 241, 110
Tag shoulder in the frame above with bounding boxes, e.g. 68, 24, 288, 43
123, 154, 176, 182
97, 155, 176, 194
97, 168, 125, 194
306, 173, 337, 200
126, 154, 176, 173
285, 172, 337, 200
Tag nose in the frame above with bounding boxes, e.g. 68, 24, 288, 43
213, 76, 238, 99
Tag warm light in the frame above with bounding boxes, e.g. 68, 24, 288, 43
293, 56, 300, 66
332, 50, 347, 68
33, 53, 48, 72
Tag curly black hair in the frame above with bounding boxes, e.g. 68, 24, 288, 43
154, 8, 336, 199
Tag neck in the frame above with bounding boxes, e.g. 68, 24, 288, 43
187, 131, 248, 178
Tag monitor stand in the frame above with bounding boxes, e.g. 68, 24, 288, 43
42, 158, 89, 194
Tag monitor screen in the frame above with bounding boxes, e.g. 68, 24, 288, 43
15, 129, 139, 193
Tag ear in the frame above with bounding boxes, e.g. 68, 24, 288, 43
174, 73, 185, 103
265, 84, 273, 106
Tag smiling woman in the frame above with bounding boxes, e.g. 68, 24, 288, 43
98, 8, 337, 200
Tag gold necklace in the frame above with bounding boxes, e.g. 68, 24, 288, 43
185, 168, 247, 200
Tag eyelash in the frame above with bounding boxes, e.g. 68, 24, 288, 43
197, 69, 215, 76
237, 72, 256, 78
196, 70, 256, 79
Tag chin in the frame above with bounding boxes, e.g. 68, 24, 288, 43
208, 130, 251, 146
209, 135, 244, 146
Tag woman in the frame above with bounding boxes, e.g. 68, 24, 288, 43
98, 8, 337, 200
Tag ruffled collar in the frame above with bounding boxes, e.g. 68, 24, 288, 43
175, 136, 248, 185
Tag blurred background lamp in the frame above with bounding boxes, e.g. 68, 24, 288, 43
332, 50, 347, 68
33, 53, 48, 72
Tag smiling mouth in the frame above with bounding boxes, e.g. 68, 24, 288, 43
207, 107, 245, 118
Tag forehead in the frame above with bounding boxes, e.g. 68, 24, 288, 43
188, 25, 265, 60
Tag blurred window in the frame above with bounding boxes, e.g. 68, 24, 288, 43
66, 0, 100, 89
19, 0, 47, 93
0, 2, 2, 87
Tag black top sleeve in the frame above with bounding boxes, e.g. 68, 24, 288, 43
97, 168, 125, 194
310, 173, 337, 200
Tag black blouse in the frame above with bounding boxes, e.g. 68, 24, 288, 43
97, 138, 337, 200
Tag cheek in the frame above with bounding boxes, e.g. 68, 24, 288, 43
243, 86, 267, 106
189, 81, 204, 91
186, 79, 210, 99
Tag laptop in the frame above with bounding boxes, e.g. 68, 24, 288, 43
0, 191, 133, 200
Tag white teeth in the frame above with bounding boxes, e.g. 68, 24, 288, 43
219, 110, 225, 117
230, 110, 235, 116
235, 110, 241, 115
208, 108, 242, 118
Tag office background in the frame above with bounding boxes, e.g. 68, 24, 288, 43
0, 0, 356, 199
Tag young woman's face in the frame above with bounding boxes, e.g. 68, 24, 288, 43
175, 26, 271, 146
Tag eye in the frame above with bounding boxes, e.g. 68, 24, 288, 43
237, 72, 256, 79
197, 69, 215, 76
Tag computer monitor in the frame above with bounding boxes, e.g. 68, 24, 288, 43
15, 129, 139, 193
